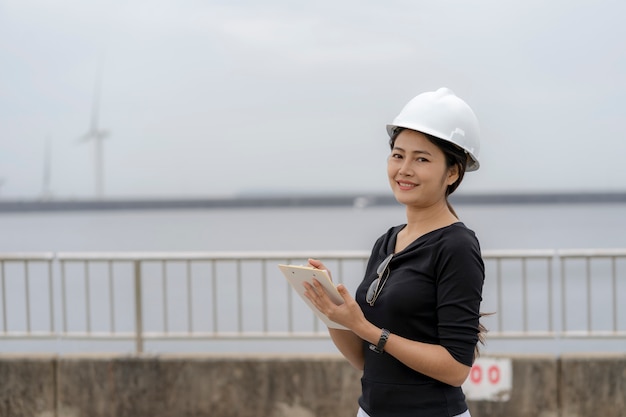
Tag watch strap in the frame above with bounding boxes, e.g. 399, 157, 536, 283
369, 328, 390, 354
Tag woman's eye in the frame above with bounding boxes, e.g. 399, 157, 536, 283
391, 153, 402, 159
416, 157, 429, 162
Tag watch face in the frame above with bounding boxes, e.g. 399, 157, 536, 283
369, 343, 382, 353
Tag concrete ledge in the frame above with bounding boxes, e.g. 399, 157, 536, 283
2, 353, 626, 417
560, 353, 626, 417
0, 354, 56, 417
56, 354, 362, 417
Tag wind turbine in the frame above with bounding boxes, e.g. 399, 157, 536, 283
78, 59, 110, 199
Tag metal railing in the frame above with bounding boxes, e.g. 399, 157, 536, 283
1, 250, 625, 352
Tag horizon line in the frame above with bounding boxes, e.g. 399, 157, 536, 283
1, 191, 626, 213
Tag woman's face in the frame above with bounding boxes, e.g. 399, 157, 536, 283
387, 129, 459, 208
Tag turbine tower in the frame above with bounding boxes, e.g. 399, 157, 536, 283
78, 60, 109, 199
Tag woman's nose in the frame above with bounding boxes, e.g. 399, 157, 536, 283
398, 159, 413, 176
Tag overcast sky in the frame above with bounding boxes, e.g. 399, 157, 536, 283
1, 0, 625, 199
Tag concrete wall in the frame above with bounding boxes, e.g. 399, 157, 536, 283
559, 354, 626, 417
0, 354, 57, 417
1, 354, 624, 417
55, 354, 361, 417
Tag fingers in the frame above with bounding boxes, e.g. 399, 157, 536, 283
304, 280, 365, 331
336, 284, 355, 304
303, 282, 320, 311
303, 279, 328, 308
307, 258, 333, 280
307, 258, 325, 269
303, 278, 323, 298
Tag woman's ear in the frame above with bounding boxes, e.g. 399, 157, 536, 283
447, 164, 460, 186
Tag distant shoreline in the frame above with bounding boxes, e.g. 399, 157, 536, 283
1, 192, 625, 213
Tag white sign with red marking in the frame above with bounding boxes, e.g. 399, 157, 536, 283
462, 357, 512, 401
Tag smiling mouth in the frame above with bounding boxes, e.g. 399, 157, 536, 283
397, 181, 417, 190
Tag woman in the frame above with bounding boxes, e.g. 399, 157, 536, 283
303, 87, 485, 417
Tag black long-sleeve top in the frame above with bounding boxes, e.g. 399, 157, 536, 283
356, 222, 484, 417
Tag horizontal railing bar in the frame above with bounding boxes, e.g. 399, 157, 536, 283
4, 331, 625, 341
486, 332, 626, 339
140, 332, 332, 340
0, 253, 55, 261
485, 332, 562, 339
51, 249, 573, 261
0, 332, 333, 341
0, 332, 58, 338
55, 251, 371, 262
558, 331, 626, 338
482, 249, 557, 259
558, 248, 626, 257
2, 249, 623, 262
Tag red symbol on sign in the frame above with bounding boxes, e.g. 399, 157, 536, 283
470, 365, 482, 384
469, 363, 501, 385
488, 365, 500, 384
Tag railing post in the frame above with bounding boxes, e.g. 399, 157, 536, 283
134, 260, 144, 354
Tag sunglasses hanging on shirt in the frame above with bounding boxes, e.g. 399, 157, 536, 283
366, 253, 393, 306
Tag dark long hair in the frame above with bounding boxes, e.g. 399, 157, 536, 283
389, 128, 468, 218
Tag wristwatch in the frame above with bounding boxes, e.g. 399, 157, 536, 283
369, 328, 390, 354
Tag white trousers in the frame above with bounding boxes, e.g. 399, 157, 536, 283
357, 407, 471, 417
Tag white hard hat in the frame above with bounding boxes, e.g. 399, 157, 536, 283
387, 87, 481, 171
